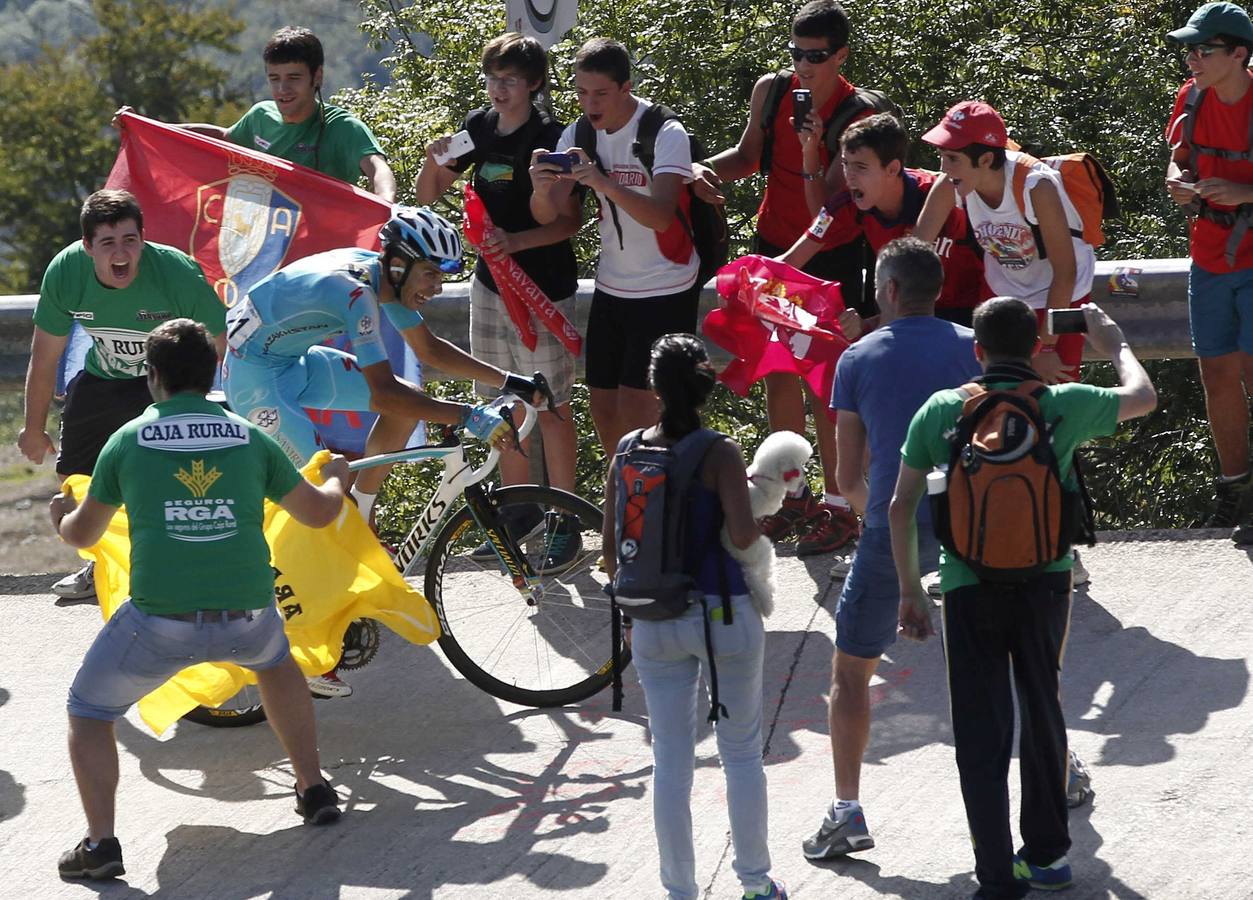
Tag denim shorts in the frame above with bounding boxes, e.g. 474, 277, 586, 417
835, 525, 940, 659
1188, 263, 1253, 357
67, 601, 290, 721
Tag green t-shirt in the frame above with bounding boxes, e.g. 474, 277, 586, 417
35, 242, 227, 380
89, 393, 304, 614
226, 101, 386, 185
901, 375, 1121, 592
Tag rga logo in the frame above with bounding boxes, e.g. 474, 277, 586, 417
248, 407, 280, 434
164, 460, 237, 543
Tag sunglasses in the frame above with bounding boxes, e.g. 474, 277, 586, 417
482, 74, 525, 89
1184, 42, 1231, 58
787, 42, 837, 64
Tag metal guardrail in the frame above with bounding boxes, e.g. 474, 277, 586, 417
0, 258, 1192, 382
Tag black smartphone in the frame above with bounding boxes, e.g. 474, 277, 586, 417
792, 89, 812, 131
537, 151, 575, 173
1048, 308, 1088, 335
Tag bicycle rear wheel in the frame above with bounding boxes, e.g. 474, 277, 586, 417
422, 485, 628, 707
181, 684, 267, 727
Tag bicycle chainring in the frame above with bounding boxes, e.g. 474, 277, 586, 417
338, 619, 382, 671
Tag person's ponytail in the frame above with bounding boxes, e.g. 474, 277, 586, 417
648, 333, 716, 440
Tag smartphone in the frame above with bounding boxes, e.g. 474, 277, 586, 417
1047, 308, 1088, 335
792, 89, 813, 132
434, 130, 475, 166
537, 151, 575, 173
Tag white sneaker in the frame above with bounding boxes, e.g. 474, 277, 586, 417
307, 672, 353, 699
922, 571, 943, 600
1071, 551, 1090, 588
829, 554, 853, 580
52, 562, 96, 599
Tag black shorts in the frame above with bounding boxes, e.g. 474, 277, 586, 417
57, 371, 153, 477
753, 234, 877, 319
584, 287, 700, 390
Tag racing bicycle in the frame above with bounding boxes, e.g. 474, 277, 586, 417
184, 388, 626, 727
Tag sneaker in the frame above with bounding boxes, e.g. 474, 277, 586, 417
58, 836, 124, 879
801, 804, 875, 859
922, 571, 943, 599
759, 487, 822, 542
307, 670, 353, 699
539, 511, 583, 573
1012, 854, 1072, 890
52, 562, 96, 600
1067, 749, 1093, 808
796, 505, 859, 557
469, 504, 546, 561
1205, 476, 1248, 528
829, 554, 853, 580
1071, 550, 1090, 588
295, 779, 341, 825
743, 878, 788, 899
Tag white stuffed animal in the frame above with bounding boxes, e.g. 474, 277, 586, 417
722, 430, 813, 617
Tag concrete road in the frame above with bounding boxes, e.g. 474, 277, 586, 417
1, 533, 1250, 899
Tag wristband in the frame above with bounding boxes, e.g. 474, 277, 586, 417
1038, 346, 1059, 354
801, 172, 820, 182
381, 301, 423, 332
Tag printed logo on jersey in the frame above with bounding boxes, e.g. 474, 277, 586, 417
138, 414, 251, 451
358, 314, 375, 336
135, 309, 173, 322
193, 157, 302, 308
165, 459, 238, 543
253, 136, 272, 151
84, 326, 155, 377
71, 311, 95, 321
973, 222, 1036, 270
612, 167, 647, 188
247, 407, 280, 434
478, 161, 515, 184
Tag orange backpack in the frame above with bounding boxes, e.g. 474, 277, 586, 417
1009, 151, 1119, 249
930, 380, 1089, 582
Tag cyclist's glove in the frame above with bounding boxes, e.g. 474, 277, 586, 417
461, 403, 509, 446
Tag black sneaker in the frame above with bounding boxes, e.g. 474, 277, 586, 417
296, 780, 341, 825
539, 512, 583, 573
1206, 477, 1246, 528
58, 836, 124, 879
469, 503, 545, 561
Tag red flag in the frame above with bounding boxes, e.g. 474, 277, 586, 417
105, 111, 391, 308
702, 254, 850, 401
461, 184, 582, 356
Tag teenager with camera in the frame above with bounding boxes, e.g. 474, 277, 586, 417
689, 0, 894, 559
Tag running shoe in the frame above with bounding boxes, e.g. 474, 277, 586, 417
295, 780, 341, 825
797, 505, 859, 557
743, 878, 788, 899
1012, 854, 1072, 890
802, 804, 875, 859
307, 670, 353, 699
52, 562, 96, 600
539, 511, 583, 573
758, 487, 822, 542
1067, 749, 1093, 808
469, 503, 545, 561
58, 837, 124, 880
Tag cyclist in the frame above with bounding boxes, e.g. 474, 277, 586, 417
223, 205, 546, 696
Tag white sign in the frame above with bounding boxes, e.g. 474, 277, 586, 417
506, 0, 578, 50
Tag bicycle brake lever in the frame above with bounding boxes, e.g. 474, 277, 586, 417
531, 371, 562, 420
502, 403, 525, 456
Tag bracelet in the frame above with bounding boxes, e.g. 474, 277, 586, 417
1039, 346, 1059, 354
801, 172, 820, 182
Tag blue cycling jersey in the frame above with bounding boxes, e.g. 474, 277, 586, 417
225, 248, 423, 368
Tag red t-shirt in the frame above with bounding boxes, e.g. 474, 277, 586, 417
1168, 77, 1253, 272
806, 168, 988, 309
756, 74, 860, 249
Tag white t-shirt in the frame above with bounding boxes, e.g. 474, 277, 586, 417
558, 98, 698, 298
959, 151, 1095, 309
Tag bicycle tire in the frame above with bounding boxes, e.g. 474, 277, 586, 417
423, 485, 630, 707
181, 685, 267, 727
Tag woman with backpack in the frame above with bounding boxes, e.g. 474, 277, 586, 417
603, 333, 786, 900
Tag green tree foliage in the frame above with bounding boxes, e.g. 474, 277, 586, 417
0, 0, 246, 292
344, 0, 1220, 529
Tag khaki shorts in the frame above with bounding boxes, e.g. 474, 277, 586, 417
469, 276, 577, 405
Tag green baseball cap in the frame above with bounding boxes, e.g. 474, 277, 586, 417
1168, 2, 1253, 44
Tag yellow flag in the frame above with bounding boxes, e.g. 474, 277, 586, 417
64, 450, 439, 734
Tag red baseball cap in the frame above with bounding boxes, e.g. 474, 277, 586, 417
922, 100, 1010, 150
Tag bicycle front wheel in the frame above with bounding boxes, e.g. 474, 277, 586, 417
423, 485, 627, 707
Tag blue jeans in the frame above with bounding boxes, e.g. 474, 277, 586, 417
67, 601, 289, 721
632, 595, 773, 900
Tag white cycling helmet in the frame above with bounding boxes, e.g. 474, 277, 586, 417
379, 206, 464, 275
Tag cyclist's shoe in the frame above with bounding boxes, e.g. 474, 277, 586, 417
801, 803, 875, 860
539, 512, 583, 573
469, 503, 545, 561
295, 779, 341, 825
52, 562, 96, 601
797, 505, 859, 557
743, 878, 788, 899
1071, 550, 1090, 588
1012, 854, 1072, 890
307, 670, 353, 699
1067, 749, 1093, 808
759, 487, 821, 542
58, 836, 124, 880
